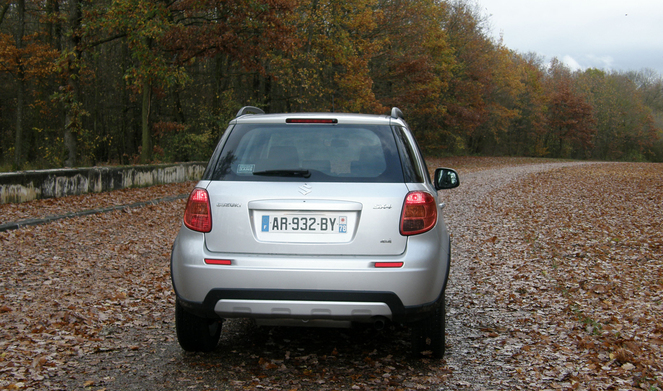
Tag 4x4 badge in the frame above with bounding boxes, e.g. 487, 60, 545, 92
299, 184, 313, 195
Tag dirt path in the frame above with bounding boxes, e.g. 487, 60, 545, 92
442, 161, 662, 391
2, 159, 661, 390
442, 162, 591, 389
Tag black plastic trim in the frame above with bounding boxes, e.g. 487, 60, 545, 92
176, 287, 446, 324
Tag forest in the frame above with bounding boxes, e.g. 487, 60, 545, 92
1, 0, 662, 171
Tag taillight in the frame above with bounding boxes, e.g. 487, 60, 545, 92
400, 191, 437, 235
183, 188, 212, 233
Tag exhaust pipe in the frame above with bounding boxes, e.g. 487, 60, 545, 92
372, 317, 388, 331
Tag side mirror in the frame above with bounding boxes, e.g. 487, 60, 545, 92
434, 168, 460, 190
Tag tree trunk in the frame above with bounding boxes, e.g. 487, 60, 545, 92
13, 0, 25, 170
15, 79, 25, 170
0, 2, 11, 27
46, 0, 62, 50
120, 41, 132, 164
64, 0, 81, 167
140, 80, 151, 163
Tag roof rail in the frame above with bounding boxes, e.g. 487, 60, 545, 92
236, 106, 265, 117
390, 107, 404, 120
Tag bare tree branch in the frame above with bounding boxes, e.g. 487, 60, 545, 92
0, 0, 10, 28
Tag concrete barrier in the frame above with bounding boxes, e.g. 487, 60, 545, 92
0, 162, 206, 204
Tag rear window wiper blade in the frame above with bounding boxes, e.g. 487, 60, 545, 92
252, 169, 311, 178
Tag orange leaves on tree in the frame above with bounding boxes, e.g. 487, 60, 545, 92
371, 0, 453, 145
163, 0, 298, 69
546, 78, 596, 158
0, 33, 58, 80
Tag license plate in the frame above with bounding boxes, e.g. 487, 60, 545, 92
261, 215, 347, 233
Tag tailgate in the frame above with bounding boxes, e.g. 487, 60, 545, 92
203, 181, 408, 256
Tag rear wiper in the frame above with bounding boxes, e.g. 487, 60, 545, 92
252, 169, 311, 178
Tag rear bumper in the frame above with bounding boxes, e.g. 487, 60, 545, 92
171, 226, 450, 324
176, 288, 443, 324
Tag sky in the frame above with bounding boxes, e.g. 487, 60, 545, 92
478, 0, 663, 75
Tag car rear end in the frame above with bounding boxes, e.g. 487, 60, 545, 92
171, 109, 456, 356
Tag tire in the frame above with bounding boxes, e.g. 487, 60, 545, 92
175, 299, 222, 352
411, 295, 446, 358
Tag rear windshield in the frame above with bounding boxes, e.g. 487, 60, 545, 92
206, 123, 404, 182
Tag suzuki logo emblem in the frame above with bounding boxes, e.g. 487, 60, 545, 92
299, 184, 313, 195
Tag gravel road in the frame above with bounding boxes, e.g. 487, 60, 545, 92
441, 162, 590, 390
9, 159, 653, 391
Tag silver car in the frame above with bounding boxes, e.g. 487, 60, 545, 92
171, 107, 459, 357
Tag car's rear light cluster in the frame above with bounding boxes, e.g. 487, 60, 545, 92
183, 188, 212, 233
400, 191, 437, 235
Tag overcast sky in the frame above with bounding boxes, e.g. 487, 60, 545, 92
478, 0, 663, 75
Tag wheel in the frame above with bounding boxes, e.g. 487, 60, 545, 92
175, 299, 222, 352
411, 295, 446, 358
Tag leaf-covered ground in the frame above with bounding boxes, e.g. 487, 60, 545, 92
0, 158, 661, 390
456, 162, 662, 389
0, 182, 196, 226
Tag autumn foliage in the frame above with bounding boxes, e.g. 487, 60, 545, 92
0, 0, 662, 170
